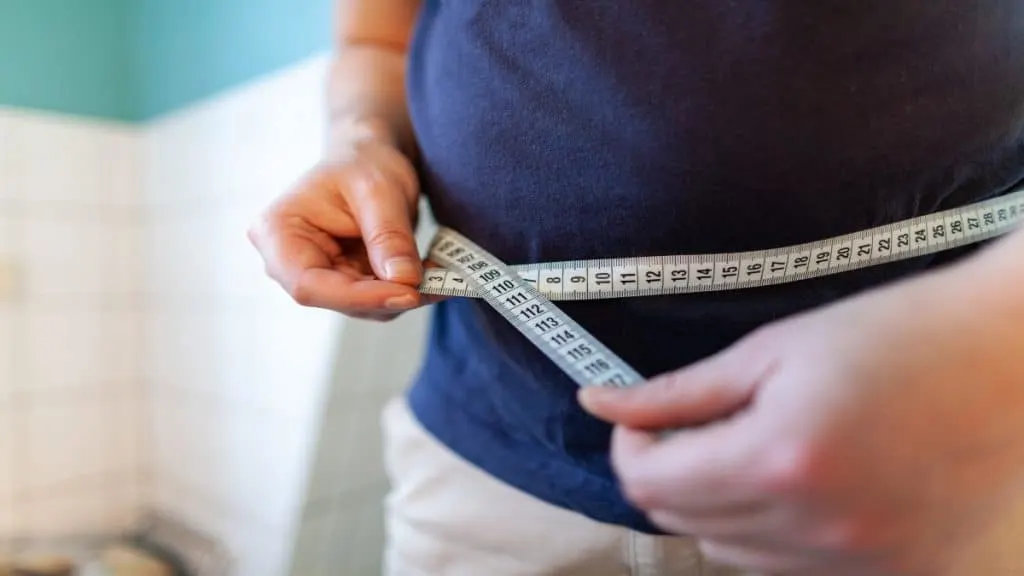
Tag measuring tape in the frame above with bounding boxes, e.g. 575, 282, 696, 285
423, 187, 1024, 389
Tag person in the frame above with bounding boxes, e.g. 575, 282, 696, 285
248, 1, 1024, 574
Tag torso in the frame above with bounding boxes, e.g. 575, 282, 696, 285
404, 0, 1024, 531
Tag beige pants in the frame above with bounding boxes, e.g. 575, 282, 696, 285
381, 396, 1024, 576
381, 396, 748, 575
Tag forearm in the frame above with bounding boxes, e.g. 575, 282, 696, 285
326, 0, 421, 159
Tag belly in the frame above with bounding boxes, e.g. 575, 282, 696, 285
408, 0, 1024, 266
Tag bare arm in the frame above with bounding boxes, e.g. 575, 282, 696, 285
327, 0, 422, 159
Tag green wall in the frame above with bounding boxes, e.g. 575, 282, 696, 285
0, 0, 334, 122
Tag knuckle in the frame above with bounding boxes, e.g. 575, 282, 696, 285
289, 278, 317, 307
752, 440, 823, 495
364, 226, 411, 249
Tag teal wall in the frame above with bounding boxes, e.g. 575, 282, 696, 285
0, 0, 137, 121
0, 0, 334, 122
135, 0, 334, 120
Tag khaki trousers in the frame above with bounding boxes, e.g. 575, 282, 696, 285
381, 397, 1024, 576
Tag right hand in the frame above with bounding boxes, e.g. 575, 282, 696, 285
248, 137, 427, 322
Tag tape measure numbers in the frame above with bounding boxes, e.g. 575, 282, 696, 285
428, 229, 645, 388
423, 188, 1024, 388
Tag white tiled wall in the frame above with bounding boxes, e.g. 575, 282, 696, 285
1, 51, 425, 574
288, 306, 429, 576
142, 53, 427, 575
0, 108, 146, 544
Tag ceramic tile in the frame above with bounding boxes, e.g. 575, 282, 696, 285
24, 399, 105, 490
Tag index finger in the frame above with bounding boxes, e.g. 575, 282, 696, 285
612, 419, 763, 514
260, 230, 424, 312
291, 267, 424, 312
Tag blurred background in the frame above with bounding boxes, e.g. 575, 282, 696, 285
0, 1, 433, 574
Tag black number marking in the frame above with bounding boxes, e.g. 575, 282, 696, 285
720, 266, 739, 279
427, 274, 444, 283
878, 238, 891, 252
951, 221, 964, 235
518, 304, 544, 320
548, 328, 578, 346
968, 217, 981, 230
914, 229, 928, 244
857, 243, 872, 257
745, 263, 763, 276
533, 317, 561, 333
619, 272, 637, 285
504, 292, 529, 308
594, 271, 612, 286
998, 209, 1008, 222
670, 269, 688, 283
898, 233, 910, 247
544, 276, 562, 284
836, 247, 851, 260
468, 261, 489, 272
645, 270, 662, 284
931, 225, 945, 239
570, 275, 586, 284
491, 279, 515, 295
770, 261, 787, 273
582, 359, 612, 376
566, 343, 594, 361
984, 212, 995, 226
479, 269, 501, 283
815, 251, 831, 265
696, 268, 713, 281
602, 374, 628, 387
792, 256, 809, 269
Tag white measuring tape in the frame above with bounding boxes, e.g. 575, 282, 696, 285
423, 188, 1024, 388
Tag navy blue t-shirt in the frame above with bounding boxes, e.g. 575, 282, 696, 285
404, 1, 1024, 533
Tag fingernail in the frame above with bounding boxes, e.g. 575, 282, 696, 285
385, 295, 418, 310
385, 257, 421, 282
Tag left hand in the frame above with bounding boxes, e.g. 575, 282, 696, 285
580, 264, 1024, 576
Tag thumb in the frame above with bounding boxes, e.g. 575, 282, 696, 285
345, 166, 422, 286
578, 346, 770, 430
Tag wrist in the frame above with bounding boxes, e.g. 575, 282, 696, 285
324, 115, 401, 160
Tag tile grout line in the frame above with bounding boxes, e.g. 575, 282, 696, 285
9, 192, 27, 539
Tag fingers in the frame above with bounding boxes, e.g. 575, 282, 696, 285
252, 228, 421, 312
579, 345, 770, 430
611, 419, 761, 514
342, 161, 422, 287
290, 268, 421, 311
250, 145, 430, 317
